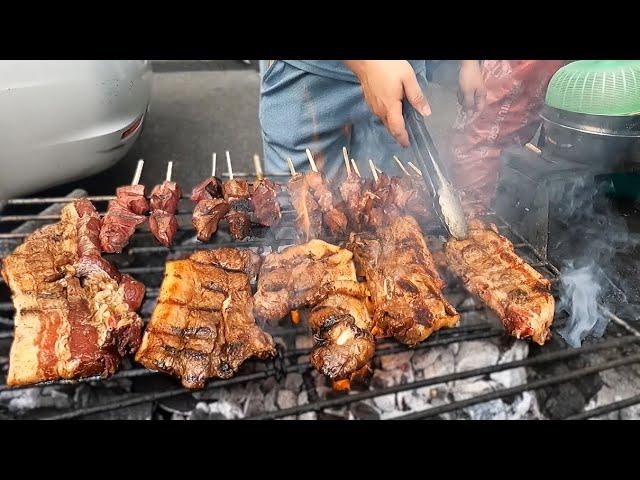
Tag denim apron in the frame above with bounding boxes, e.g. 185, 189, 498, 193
259, 60, 428, 180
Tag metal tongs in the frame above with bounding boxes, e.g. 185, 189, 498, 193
403, 99, 468, 239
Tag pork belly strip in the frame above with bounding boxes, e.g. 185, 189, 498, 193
253, 240, 365, 323
444, 219, 554, 345
348, 216, 459, 346
135, 249, 275, 389
2, 202, 144, 387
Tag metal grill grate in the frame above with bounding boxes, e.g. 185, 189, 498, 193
2, 171, 640, 420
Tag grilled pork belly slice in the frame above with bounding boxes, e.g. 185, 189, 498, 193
135, 249, 275, 389
192, 198, 230, 242
253, 240, 366, 323
444, 219, 555, 345
348, 216, 459, 346
2, 201, 144, 387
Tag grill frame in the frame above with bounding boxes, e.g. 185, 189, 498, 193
2, 171, 640, 420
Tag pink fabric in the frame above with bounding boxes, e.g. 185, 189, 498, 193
447, 60, 565, 214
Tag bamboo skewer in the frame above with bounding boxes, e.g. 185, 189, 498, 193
393, 155, 410, 176
375, 166, 383, 174
225, 151, 234, 180
287, 157, 297, 176
212, 153, 217, 177
350, 158, 361, 178
166, 161, 173, 182
305, 148, 318, 173
253, 154, 264, 180
407, 161, 423, 177
369, 159, 379, 183
342, 146, 351, 176
131, 159, 144, 185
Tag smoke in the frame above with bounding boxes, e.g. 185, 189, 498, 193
549, 173, 640, 346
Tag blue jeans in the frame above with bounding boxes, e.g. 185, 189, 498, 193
259, 61, 429, 180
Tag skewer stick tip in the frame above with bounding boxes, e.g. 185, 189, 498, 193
369, 159, 379, 183
287, 157, 297, 176
393, 155, 410, 176
131, 159, 144, 185
253, 154, 264, 180
407, 161, 423, 177
166, 161, 173, 182
305, 148, 318, 173
212, 153, 217, 177
225, 150, 233, 180
342, 146, 351, 175
350, 158, 361, 178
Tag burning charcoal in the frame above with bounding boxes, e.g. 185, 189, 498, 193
373, 393, 397, 413
207, 400, 244, 419
284, 373, 304, 393
454, 341, 500, 377
397, 391, 431, 414
297, 391, 308, 406
0, 386, 71, 413
412, 346, 455, 380
350, 401, 381, 420
380, 352, 413, 371
371, 369, 404, 389
298, 412, 317, 420
465, 399, 508, 420
276, 389, 297, 410
189, 402, 211, 420
264, 388, 278, 412
450, 380, 499, 402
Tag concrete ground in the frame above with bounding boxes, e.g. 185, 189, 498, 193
38, 60, 459, 197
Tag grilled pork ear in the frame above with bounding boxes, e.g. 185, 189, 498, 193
444, 219, 554, 345
3, 201, 144, 387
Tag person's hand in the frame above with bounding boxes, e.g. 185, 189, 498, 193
458, 60, 487, 113
344, 60, 431, 147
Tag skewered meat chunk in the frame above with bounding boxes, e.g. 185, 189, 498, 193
305, 172, 348, 236
223, 179, 252, 240
99, 199, 146, 253
192, 198, 230, 242
135, 249, 275, 389
288, 173, 323, 241
348, 216, 459, 346
190, 176, 223, 202
444, 219, 554, 345
253, 240, 366, 323
307, 252, 375, 389
339, 173, 368, 229
251, 178, 282, 227
149, 181, 181, 247
114, 184, 149, 215
2, 201, 144, 387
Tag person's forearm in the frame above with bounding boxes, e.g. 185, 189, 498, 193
343, 60, 370, 80
460, 60, 480, 69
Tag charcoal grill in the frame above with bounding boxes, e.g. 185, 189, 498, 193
2, 165, 640, 421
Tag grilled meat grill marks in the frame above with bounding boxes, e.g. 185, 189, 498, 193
149, 181, 181, 247
135, 249, 275, 389
444, 219, 555, 345
2, 201, 144, 387
348, 216, 459, 346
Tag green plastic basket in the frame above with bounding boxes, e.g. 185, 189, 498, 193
546, 60, 640, 116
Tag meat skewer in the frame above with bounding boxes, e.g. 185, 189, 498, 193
149, 161, 182, 247
339, 148, 367, 230
223, 151, 252, 240
191, 153, 229, 242
99, 159, 148, 253
287, 157, 323, 241
444, 219, 555, 345
251, 154, 282, 227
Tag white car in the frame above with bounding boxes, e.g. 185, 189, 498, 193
0, 60, 152, 200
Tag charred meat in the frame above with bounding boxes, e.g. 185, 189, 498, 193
135, 248, 276, 389
149, 181, 181, 247
348, 216, 459, 346
2, 201, 144, 387
190, 176, 223, 202
223, 179, 252, 240
192, 198, 230, 242
253, 240, 365, 323
305, 172, 348, 236
251, 178, 282, 227
444, 219, 555, 345
288, 173, 323, 242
